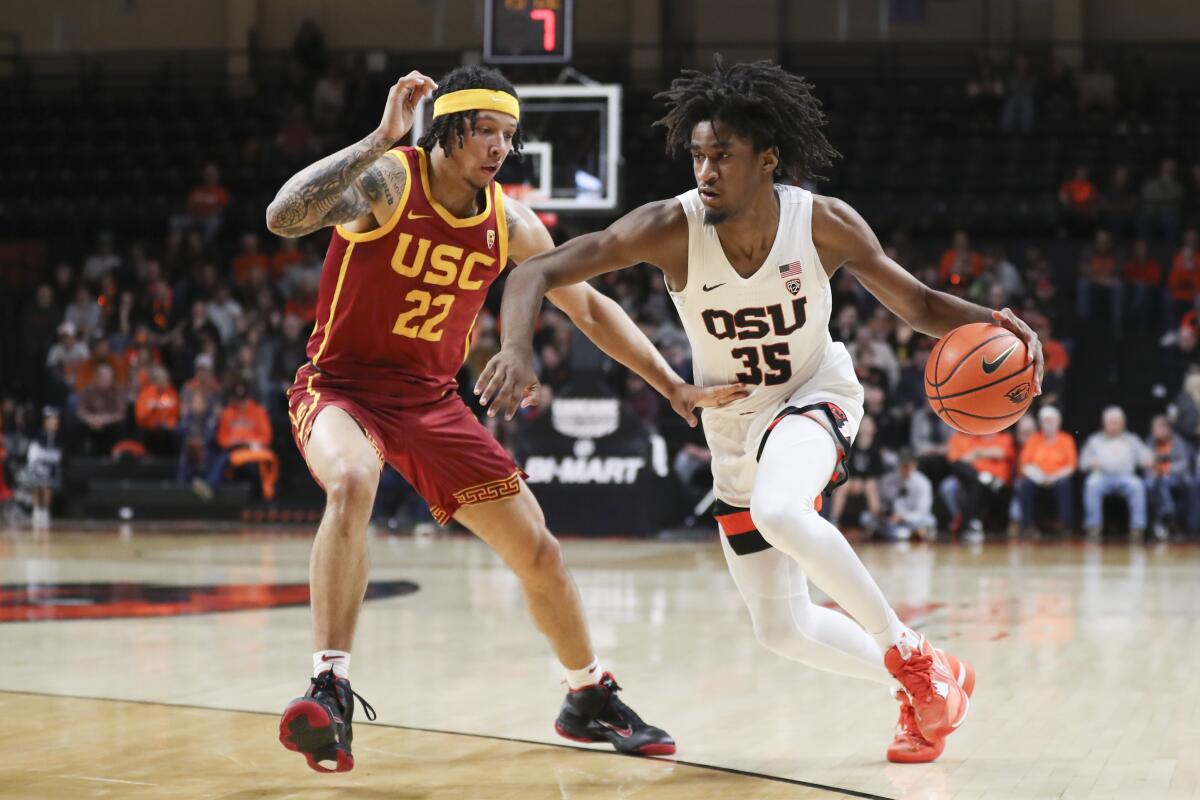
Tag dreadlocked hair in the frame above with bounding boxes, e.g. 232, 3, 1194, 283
417, 65, 523, 158
653, 57, 839, 182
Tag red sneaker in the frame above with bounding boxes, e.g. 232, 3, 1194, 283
883, 633, 969, 741
887, 650, 976, 763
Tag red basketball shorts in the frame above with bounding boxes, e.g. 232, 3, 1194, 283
287, 363, 523, 525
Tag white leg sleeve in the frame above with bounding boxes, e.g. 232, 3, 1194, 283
750, 414, 907, 653
720, 534, 891, 684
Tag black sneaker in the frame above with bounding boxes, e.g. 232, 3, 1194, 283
278, 670, 376, 772
554, 672, 675, 756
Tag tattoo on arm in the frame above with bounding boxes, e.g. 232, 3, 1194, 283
266, 129, 394, 237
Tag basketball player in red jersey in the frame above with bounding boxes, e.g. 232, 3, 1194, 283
265, 67, 743, 772
480, 60, 1044, 763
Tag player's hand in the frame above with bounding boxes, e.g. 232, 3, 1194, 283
475, 347, 540, 421
377, 71, 438, 142
992, 307, 1043, 395
667, 381, 749, 428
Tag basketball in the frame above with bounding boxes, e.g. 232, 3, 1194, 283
924, 322, 1034, 435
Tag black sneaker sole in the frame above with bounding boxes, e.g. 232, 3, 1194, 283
279, 698, 354, 773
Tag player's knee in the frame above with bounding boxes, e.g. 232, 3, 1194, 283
323, 459, 378, 515
750, 488, 819, 543
523, 531, 565, 577
752, 612, 813, 657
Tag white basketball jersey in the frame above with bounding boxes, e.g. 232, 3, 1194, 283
668, 185, 838, 416
667, 185, 864, 507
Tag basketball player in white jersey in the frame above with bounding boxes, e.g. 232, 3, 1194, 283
477, 59, 1043, 763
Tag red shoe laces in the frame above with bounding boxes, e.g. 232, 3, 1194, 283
895, 653, 937, 704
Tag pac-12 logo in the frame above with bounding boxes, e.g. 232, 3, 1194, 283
487, 229, 496, 249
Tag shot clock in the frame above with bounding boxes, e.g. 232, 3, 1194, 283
484, 0, 573, 63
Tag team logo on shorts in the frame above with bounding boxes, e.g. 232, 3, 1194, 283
487, 229, 496, 249
1005, 383, 1031, 404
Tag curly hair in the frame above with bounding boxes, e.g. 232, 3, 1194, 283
653, 57, 839, 182
417, 66, 523, 157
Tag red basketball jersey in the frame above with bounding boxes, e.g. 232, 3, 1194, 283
303, 146, 510, 402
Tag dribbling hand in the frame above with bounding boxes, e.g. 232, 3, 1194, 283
376, 71, 438, 143
992, 307, 1043, 395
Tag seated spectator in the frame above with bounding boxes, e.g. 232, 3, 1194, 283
176, 163, 230, 240
45, 322, 89, 404
182, 353, 223, 416
1076, 229, 1122, 324
1124, 238, 1163, 326
940, 427, 1016, 541
625, 373, 663, 428
75, 364, 127, 456
999, 54, 1036, 134
1099, 164, 1139, 236
74, 334, 127, 394
176, 389, 222, 499
22, 407, 63, 529
864, 384, 906, 451
1058, 165, 1098, 231
284, 270, 320, 325
1016, 406, 1077, 535
1145, 415, 1195, 540
207, 284, 244, 345
910, 404, 952, 487
171, 300, 223, 373
271, 236, 305, 277
879, 448, 935, 540
1080, 406, 1153, 538
848, 328, 899, 390
124, 329, 161, 393
135, 366, 181, 457
1168, 229, 1200, 326
977, 246, 1024, 301
82, 231, 122, 285
63, 285, 102, 339
232, 233, 271, 286
277, 103, 318, 160
829, 415, 886, 534
1030, 316, 1069, 406
1140, 157, 1183, 241
938, 230, 983, 287
215, 382, 277, 500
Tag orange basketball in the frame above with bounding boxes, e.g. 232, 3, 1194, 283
924, 322, 1034, 435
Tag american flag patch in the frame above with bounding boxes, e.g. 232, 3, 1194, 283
778, 260, 803, 279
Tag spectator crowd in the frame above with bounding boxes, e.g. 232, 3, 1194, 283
2, 41, 1200, 540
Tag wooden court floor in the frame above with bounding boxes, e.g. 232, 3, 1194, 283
1, 525, 1198, 800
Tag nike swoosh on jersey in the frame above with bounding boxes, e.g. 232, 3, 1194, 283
981, 342, 1019, 374
701, 282, 726, 292
407, 211, 432, 220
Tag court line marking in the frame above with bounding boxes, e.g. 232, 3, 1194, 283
3, 690, 895, 800
59, 774, 159, 786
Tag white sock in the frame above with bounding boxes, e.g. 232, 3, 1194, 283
564, 657, 602, 690
313, 650, 351, 679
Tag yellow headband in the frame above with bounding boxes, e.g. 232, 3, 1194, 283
432, 88, 520, 122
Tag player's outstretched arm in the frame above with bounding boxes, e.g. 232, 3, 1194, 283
814, 195, 1043, 394
485, 198, 746, 423
265, 71, 435, 237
